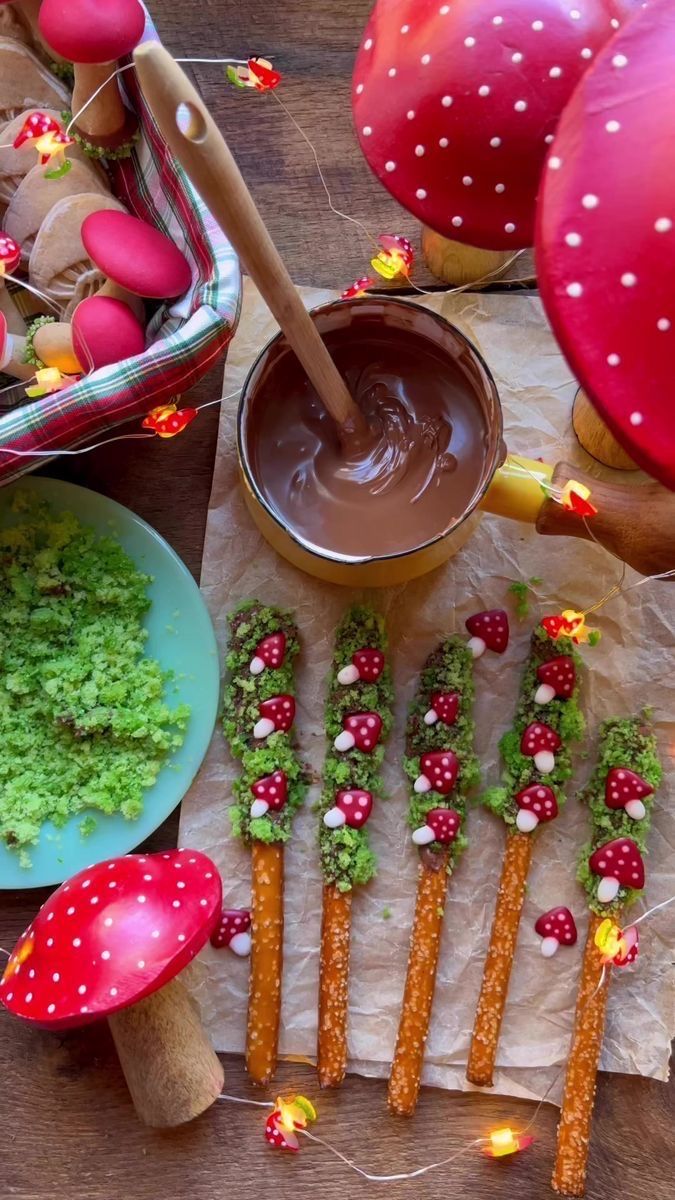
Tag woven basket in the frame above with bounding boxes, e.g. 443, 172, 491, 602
0, 5, 241, 482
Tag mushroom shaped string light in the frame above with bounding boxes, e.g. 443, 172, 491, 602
11, 110, 75, 178
81, 210, 192, 313
38, 0, 145, 154
352, 0, 636, 250
0, 849, 226, 1128
536, 0, 675, 488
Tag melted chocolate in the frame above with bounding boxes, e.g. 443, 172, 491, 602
241, 301, 499, 559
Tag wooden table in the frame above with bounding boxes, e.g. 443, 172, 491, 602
0, 3, 672, 1198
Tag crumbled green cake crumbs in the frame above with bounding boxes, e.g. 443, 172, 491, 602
404, 635, 479, 871
481, 624, 584, 827
508, 577, 542, 621
224, 601, 308, 845
577, 712, 661, 916
0, 490, 190, 859
319, 606, 393, 892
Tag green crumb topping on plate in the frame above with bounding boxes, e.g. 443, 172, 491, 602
481, 624, 585, 827
223, 601, 308, 844
319, 606, 393, 892
577, 712, 661, 916
404, 635, 479, 871
0, 490, 190, 861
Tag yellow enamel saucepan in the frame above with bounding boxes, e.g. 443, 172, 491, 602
134, 44, 675, 588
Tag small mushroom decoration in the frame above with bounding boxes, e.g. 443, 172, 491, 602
323, 789, 373, 829
34, 295, 146, 375
612, 924, 639, 967
515, 782, 558, 832
142, 404, 198, 439
414, 749, 459, 795
465, 609, 509, 658
535, 656, 576, 704
249, 632, 286, 675
253, 695, 296, 740
605, 767, 654, 821
264, 1094, 316, 1153
210, 908, 252, 956
352, 0, 634, 249
81, 211, 192, 314
0, 849, 224, 1127
337, 647, 385, 685
424, 690, 459, 727
334, 711, 383, 753
535, 907, 578, 957
412, 806, 462, 846
520, 721, 561, 774
594, 917, 640, 966
536, 0, 675, 487
589, 837, 645, 903
250, 770, 288, 818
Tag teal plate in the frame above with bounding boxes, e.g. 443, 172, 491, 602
0, 478, 220, 890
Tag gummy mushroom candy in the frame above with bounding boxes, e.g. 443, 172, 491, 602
0, 849, 225, 1127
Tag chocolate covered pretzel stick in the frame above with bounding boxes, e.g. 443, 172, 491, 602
467, 625, 584, 1087
389, 636, 479, 1115
317, 607, 393, 1088
223, 602, 308, 1085
553, 714, 661, 1196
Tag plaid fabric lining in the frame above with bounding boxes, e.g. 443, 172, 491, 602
0, 6, 241, 481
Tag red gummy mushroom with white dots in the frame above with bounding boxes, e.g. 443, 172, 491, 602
352, 0, 635, 249
536, 0, 675, 487
534, 906, 578, 956
0, 849, 225, 1128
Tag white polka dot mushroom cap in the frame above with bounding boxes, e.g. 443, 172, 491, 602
0, 849, 222, 1030
536, 0, 675, 488
352, 0, 638, 249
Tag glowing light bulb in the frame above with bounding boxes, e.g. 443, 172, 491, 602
370, 234, 414, 281
141, 403, 199, 438
25, 367, 75, 398
484, 1127, 534, 1157
560, 479, 598, 518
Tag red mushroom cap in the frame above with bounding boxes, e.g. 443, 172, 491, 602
604, 767, 654, 812
210, 908, 251, 951
534, 906, 578, 945
251, 770, 288, 813
336, 711, 383, 753
465, 609, 509, 653
250, 632, 287, 673
81, 211, 192, 300
516, 782, 559, 822
521, 721, 561, 756
352, 648, 385, 681
39, 0, 146, 65
426, 807, 462, 844
536, 655, 576, 700
352, 0, 633, 249
429, 691, 460, 726
335, 788, 373, 828
0, 849, 221, 1031
256, 695, 296, 735
419, 749, 460, 795
0, 230, 21, 275
72, 296, 145, 372
588, 837, 645, 889
536, 0, 675, 487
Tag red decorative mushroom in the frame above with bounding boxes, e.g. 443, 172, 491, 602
250, 770, 288, 818
334, 711, 383, 753
72, 295, 145, 371
81, 211, 192, 310
412, 806, 462, 846
424, 690, 459, 727
520, 721, 561, 774
337, 647, 385, 685
323, 789, 373, 829
39, 0, 145, 153
465, 609, 509, 658
340, 276, 375, 301
210, 908, 252, 956
515, 782, 558, 832
589, 837, 645, 903
0, 849, 224, 1126
265, 1108, 299, 1152
535, 656, 576, 705
613, 923, 639, 967
605, 767, 653, 821
352, 0, 634, 249
536, 0, 675, 488
253, 695, 296, 740
141, 404, 198, 439
249, 632, 287, 675
534, 907, 578, 956
414, 749, 459, 795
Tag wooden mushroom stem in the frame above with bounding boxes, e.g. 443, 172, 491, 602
32, 321, 83, 374
108, 975, 224, 1128
0, 285, 27, 336
421, 226, 521, 287
71, 61, 129, 141
14, 0, 68, 64
93, 281, 145, 322
1, 329, 35, 380
572, 389, 639, 471
537, 460, 675, 578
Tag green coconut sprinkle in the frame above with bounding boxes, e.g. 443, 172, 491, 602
481, 624, 585, 827
223, 601, 308, 845
403, 635, 479, 871
0, 490, 190, 861
318, 606, 393, 892
577, 712, 661, 916
61, 111, 140, 160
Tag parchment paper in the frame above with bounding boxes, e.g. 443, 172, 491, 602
180, 278, 674, 1104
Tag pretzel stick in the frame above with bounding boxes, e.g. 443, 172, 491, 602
551, 914, 611, 1197
246, 842, 284, 1085
388, 851, 450, 1114
466, 831, 533, 1086
317, 885, 353, 1088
